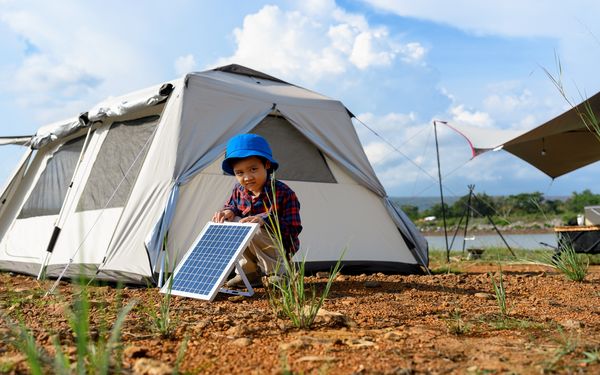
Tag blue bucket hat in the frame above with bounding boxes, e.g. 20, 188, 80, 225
222, 133, 279, 175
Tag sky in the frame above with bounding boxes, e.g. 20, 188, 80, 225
1, 0, 600, 199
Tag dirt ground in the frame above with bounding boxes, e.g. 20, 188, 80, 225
0, 262, 599, 374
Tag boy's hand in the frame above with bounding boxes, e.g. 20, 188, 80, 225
212, 209, 234, 223
239, 215, 264, 226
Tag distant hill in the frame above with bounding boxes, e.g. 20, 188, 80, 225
391, 196, 459, 211
391, 195, 569, 212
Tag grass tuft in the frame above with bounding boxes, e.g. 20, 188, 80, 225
489, 268, 508, 319
263, 176, 344, 329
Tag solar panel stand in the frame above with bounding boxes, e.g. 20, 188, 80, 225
219, 262, 255, 297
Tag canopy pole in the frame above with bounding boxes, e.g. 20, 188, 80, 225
433, 120, 450, 262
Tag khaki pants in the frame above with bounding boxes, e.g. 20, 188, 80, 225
234, 220, 283, 275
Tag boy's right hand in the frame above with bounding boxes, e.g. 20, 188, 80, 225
212, 209, 234, 223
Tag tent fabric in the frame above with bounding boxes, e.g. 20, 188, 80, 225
448, 91, 600, 178
0, 64, 429, 284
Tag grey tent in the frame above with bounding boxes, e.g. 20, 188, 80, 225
0, 64, 429, 284
448, 91, 600, 178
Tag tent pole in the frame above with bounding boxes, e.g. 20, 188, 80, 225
433, 120, 450, 262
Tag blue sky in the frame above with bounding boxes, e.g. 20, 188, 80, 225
1, 0, 600, 199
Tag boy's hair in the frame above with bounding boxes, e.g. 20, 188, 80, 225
222, 134, 279, 176
228, 156, 272, 173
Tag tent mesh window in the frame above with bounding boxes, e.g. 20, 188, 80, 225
76, 115, 160, 212
252, 116, 336, 183
18, 135, 87, 219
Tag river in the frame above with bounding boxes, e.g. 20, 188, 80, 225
425, 232, 557, 251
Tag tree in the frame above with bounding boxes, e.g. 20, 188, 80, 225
565, 189, 600, 213
505, 192, 545, 215
400, 204, 419, 220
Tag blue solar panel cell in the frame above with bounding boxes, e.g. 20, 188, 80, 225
161, 222, 258, 300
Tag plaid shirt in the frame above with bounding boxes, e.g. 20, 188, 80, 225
224, 178, 302, 253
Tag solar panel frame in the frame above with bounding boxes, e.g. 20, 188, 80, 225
161, 221, 259, 301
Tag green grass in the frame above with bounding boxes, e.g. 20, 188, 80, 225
581, 347, 600, 365
489, 268, 508, 319
2, 282, 136, 375
445, 308, 471, 335
263, 177, 344, 329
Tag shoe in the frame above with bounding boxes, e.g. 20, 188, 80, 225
226, 272, 262, 288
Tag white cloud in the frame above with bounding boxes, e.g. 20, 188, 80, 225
213, 4, 425, 81
449, 105, 494, 127
174, 54, 197, 76
361, 0, 600, 39
0, 2, 157, 125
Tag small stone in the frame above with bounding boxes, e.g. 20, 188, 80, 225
132, 358, 173, 375
123, 345, 149, 359
228, 295, 245, 302
336, 274, 347, 282
225, 325, 248, 337
232, 337, 252, 347
364, 281, 381, 288
560, 319, 583, 329
316, 271, 330, 278
296, 355, 338, 363
467, 365, 478, 372
383, 331, 404, 341
474, 292, 494, 300
279, 338, 309, 350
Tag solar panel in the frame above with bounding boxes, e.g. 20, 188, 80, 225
161, 222, 259, 301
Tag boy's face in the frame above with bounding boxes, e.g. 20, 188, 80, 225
232, 156, 271, 196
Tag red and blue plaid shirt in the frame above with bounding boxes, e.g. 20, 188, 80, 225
224, 178, 302, 253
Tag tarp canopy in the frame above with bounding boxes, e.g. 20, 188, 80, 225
448, 91, 600, 178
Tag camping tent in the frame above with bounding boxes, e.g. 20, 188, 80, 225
0, 64, 428, 284
447, 91, 600, 178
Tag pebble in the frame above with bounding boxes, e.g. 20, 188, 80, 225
560, 319, 583, 329
474, 292, 494, 300
383, 331, 404, 341
336, 274, 347, 282
280, 338, 309, 350
316, 271, 330, 278
232, 337, 252, 347
123, 345, 149, 359
132, 358, 173, 375
296, 355, 338, 363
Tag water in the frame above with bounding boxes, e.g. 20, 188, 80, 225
425, 233, 557, 251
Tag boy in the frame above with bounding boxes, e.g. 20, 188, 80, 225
212, 133, 302, 288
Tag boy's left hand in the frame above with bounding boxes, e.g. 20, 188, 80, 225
239, 215, 264, 226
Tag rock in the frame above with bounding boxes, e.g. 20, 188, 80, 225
194, 319, 211, 330
560, 319, 583, 329
336, 274, 347, 282
296, 355, 338, 363
225, 325, 249, 337
348, 338, 376, 348
383, 331, 405, 341
316, 308, 357, 328
474, 292, 494, 300
232, 337, 252, 347
132, 358, 173, 375
123, 345, 149, 359
316, 271, 330, 278
228, 295, 245, 302
279, 338, 310, 350
466, 365, 478, 372
364, 281, 381, 288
